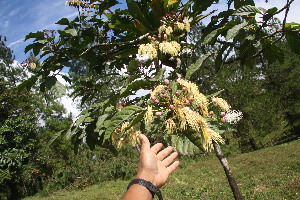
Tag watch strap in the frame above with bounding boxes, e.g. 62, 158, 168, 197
127, 179, 163, 200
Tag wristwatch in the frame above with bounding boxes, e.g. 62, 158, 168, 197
127, 179, 163, 200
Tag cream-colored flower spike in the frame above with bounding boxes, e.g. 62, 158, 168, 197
144, 106, 153, 127
215, 97, 231, 111
203, 128, 225, 152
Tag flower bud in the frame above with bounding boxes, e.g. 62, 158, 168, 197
188, 96, 194, 102
220, 112, 226, 117
155, 112, 162, 117
164, 79, 170, 85
168, 87, 172, 91
185, 100, 190, 104
151, 96, 156, 101
175, 91, 180, 96
221, 117, 226, 122
169, 105, 175, 110
177, 104, 182, 108
182, 87, 187, 92
154, 99, 159, 104
162, 94, 167, 98
164, 34, 167, 39
158, 34, 161, 38
161, 90, 165, 94
209, 111, 214, 116
212, 97, 217, 105
148, 35, 152, 40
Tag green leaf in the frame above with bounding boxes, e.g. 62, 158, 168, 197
172, 135, 201, 155
56, 18, 69, 25
215, 45, 228, 72
263, 7, 278, 22
17, 76, 38, 93
50, 80, 66, 98
262, 39, 284, 64
285, 23, 300, 55
45, 76, 57, 90
186, 53, 213, 79
234, 5, 261, 15
126, 0, 152, 29
234, 0, 255, 9
104, 105, 143, 142
206, 89, 224, 98
203, 27, 223, 44
95, 114, 109, 132
24, 31, 45, 41
64, 29, 78, 36
24, 43, 44, 56
182, 129, 205, 152
123, 110, 146, 133
226, 22, 248, 41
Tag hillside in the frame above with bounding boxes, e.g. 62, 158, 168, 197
24, 140, 300, 200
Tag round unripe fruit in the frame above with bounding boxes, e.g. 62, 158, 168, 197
155, 112, 162, 117
188, 96, 194, 102
220, 112, 226, 117
162, 94, 167, 98
169, 105, 175, 110
175, 91, 180, 96
221, 117, 226, 122
168, 87, 172, 91
151, 96, 156, 101
164, 79, 170, 85
182, 87, 187, 92
209, 111, 214, 116
161, 91, 165, 94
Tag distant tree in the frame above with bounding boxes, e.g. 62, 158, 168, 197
20, 1, 300, 199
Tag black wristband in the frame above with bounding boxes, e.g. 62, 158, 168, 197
127, 179, 163, 200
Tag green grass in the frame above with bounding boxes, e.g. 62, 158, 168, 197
24, 140, 300, 200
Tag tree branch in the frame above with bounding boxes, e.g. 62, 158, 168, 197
80, 33, 150, 56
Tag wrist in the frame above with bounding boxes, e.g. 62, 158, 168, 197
135, 170, 157, 187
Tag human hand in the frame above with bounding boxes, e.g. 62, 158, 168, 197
135, 134, 180, 188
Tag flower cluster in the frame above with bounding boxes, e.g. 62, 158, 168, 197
137, 13, 192, 61
144, 78, 242, 152
138, 43, 158, 60
159, 41, 181, 56
112, 122, 141, 149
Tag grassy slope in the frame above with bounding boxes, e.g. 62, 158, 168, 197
24, 140, 300, 200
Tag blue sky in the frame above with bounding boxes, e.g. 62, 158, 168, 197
0, 0, 299, 63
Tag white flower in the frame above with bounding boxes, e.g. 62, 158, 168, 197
224, 110, 243, 124
183, 17, 193, 23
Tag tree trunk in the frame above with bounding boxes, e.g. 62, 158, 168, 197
212, 141, 243, 200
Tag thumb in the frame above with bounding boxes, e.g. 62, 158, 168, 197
138, 134, 150, 152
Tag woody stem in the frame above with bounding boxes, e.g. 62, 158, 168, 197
212, 140, 243, 200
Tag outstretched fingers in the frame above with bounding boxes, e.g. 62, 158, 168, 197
151, 143, 163, 154
157, 146, 174, 161
167, 160, 180, 174
162, 151, 178, 166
